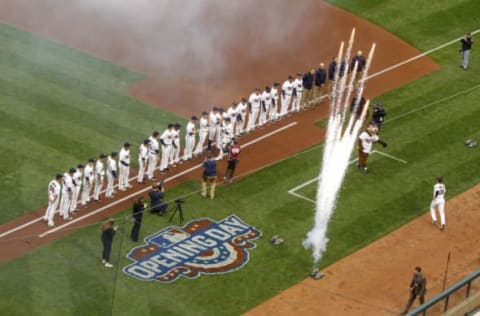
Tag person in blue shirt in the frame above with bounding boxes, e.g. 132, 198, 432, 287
201, 150, 217, 199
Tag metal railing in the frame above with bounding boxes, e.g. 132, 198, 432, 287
408, 270, 480, 315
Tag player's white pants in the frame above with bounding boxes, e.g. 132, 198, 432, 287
269, 102, 278, 121
246, 108, 259, 132
169, 141, 180, 164
292, 92, 302, 112
235, 119, 244, 136
119, 164, 130, 190
137, 158, 147, 182
208, 126, 216, 142
216, 136, 231, 160
81, 180, 93, 205
259, 107, 269, 126
58, 193, 71, 219
105, 173, 115, 198
160, 145, 172, 171
184, 135, 195, 160
280, 95, 292, 117
94, 177, 103, 200
44, 198, 60, 226
430, 198, 446, 225
194, 130, 208, 154
70, 186, 81, 212
147, 154, 157, 179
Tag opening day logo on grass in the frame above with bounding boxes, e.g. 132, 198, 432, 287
123, 215, 261, 283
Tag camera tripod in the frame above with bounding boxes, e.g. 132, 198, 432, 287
168, 201, 184, 224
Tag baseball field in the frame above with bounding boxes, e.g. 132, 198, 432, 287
0, 0, 479, 315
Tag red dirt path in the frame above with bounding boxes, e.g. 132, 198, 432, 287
1, 1, 468, 315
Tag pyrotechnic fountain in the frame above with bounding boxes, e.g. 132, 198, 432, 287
303, 29, 376, 266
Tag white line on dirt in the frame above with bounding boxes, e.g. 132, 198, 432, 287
36, 122, 298, 238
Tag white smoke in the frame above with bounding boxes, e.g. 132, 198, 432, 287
303, 30, 376, 265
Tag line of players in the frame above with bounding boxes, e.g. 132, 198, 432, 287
42, 65, 334, 227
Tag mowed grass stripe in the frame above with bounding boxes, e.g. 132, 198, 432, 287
0, 22, 143, 87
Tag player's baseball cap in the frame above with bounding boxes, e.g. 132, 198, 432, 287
143, 138, 151, 145
191, 115, 198, 121
56, 174, 64, 179
69, 167, 76, 173
111, 152, 118, 157
202, 111, 208, 115
99, 153, 107, 159
152, 131, 160, 137
124, 142, 131, 147
77, 164, 84, 169
88, 158, 95, 163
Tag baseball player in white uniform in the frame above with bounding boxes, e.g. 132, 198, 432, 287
184, 116, 198, 160
118, 142, 132, 191
430, 176, 447, 230
236, 98, 247, 135
59, 168, 75, 220
43, 174, 63, 226
216, 117, 234, 160
147, 131, 160, 180
105, 152, 117, 198
194, 112, 209, 155
260, 86, 272, 126
160, 124, 174, 173
292, 73, 303, 112
70, 164, 84, 213
169, 123, 181, 166
94, 154, 107, 201
81, 159, 95, 206
215, 108, 225, 154
247, 88, 261, 132
281, 76, 294, 118
208, 107, 219, 151
137, 138, 150, 183
270, 82, 280, 121
227, 102, 238, 134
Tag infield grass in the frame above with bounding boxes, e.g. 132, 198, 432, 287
1, 0, 480, 315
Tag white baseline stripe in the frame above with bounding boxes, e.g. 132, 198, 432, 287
386, 84, 480, 124
371, 150, 407, 164
37, 122, 297, 238
365, 29, 480, 81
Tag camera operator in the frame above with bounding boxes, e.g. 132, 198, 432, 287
149, 182, 167, 216
371, 103, 387, 129
130, 195, 147, 242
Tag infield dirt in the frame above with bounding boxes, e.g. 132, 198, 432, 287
1, 1, 475, 315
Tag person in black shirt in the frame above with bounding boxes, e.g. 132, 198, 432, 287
460, 32, 473, 70
314, 63, 326, 102
101, 219, 117, 268
301, 69, 315, 108
130, 196, 147, 242
149, 183, 167, 216
371, 103, 387, 129
402, 266, 427, 314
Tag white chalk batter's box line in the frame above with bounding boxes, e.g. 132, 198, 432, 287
288, 150, 407, 204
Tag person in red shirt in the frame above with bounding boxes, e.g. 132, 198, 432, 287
223, 138, 241, 183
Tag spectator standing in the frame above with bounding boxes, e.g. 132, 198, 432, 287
314, 63, 326, 101
301, 69, 315, 108
460, 32, 473, 70
402, 266, 427, 314
101, 219, 117, 268
223, 138, 241, 183
130, 196, 147, 242
201, 151, 217, 199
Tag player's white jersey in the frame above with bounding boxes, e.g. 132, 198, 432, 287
119, 148, 130, 166
249, 92, 261, 109
261, 91, 272, 107
48, 180, 61, 201
139, 144, 148, 161
107, 156, 117, 175
186, 121, 196, 135
72, 169, 82, 188
293, 78, 303, 95
282, 80, 294, 96
227, 106, 238, 121
161, 129, 173, 145
62, 173, 74, 194
433, 183, 446, 200
199, 117, 208, 131
271, 87, 279, 101
210, 111, 219, 126
237, 102, 247, 117
83, 164, 94, 183
95, 160, 105, 177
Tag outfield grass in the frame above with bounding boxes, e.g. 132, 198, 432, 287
1, 1, 480, 315
0, 23, 185, 224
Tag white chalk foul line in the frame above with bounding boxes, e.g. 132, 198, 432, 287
37, 122, 298, 238
371, 150, 407, 164
288, 151, 404, 203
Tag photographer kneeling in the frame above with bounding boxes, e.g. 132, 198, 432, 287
149, 182, 168, 216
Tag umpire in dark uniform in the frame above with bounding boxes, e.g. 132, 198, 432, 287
130, 195, 147, 242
